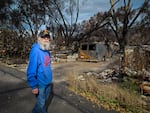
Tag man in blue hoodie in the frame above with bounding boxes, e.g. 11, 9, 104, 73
27, 29, 53, 113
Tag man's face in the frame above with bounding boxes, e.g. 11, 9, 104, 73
38, 36, 50, 50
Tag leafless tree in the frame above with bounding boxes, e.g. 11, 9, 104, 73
109, 0, 149, 52
9, 0, 79, 47
47, 0, 79, 47
78, 11, 111, 43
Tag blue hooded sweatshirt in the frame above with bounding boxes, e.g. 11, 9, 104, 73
27, 43, 53, 89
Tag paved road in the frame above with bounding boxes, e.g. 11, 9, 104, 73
0, 63, 119, 113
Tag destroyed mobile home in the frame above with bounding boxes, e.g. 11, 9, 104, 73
78, 41, 119, 61
52, 41, 113, 62
78, 42, 108, 61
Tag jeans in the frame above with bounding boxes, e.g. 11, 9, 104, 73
32, 85, 51, 113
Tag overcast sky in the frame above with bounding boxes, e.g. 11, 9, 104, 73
78, 0, 145, 23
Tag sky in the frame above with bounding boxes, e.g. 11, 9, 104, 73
77, 0, 146, 23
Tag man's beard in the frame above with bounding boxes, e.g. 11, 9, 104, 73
38, 41, 50, 50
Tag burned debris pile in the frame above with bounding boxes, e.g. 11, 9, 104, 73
77, 67, 124, 83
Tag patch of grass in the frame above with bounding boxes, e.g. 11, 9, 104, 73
66, 71, 148, 113
119, 77, 140, 94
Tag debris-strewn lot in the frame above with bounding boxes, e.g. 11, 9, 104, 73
0, 59, 120, 113
0, 52, 150, 113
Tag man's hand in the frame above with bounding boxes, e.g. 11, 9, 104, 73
32, 88, 39, 94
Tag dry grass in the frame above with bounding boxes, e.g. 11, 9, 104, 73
66, 70, 148, 113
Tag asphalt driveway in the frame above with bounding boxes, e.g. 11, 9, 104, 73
0, 63, 119, 113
